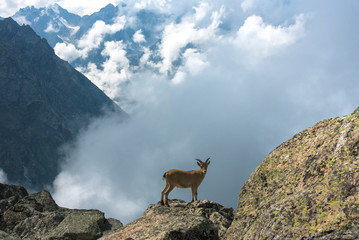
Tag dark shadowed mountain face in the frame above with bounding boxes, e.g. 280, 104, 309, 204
0, 18, 126, 190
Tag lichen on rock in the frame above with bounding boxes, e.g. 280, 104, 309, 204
225, 108, 359, 239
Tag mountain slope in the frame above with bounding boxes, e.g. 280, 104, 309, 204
225, 108, 359, 239
0, 18, 125, 189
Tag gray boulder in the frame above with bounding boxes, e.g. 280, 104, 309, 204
0, 230, 21, 240
0, 183, 123, 239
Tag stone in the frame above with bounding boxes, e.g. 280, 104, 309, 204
225, 108, 359, 239
0, 184, 123, 239
101, 199, 234, 240
0, 230, 21, 240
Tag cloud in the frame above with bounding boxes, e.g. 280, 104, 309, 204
77, 16, 126, 58
54, 15, 126, 62
53, 165, 144, 221
51, 1, 359, 227
172, 48, 209, 84
56, 0, 122, 16
54, 42, 84, 62
12, 15, 31, 25
133, 29, 146, 43
157, 4, 224, 75
241, 0, 257, 12
234, 14, 306, 60
44, 21, 60, 32
0, 169, 8, 184
77, 41, 130, 101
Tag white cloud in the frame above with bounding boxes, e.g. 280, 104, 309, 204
133, 29, 146, 43
158, 4, 223, 75
172, 48, 209, 84
139, 47, 152, 67
193, 2, 210, 22
53, 170, 144, 222
133, 0, 170, 11
12, 15, 31, 25
44, 21, 59, 32
241, 0, 257, 13
0, 169, 8, 184
77, 16, 126, 58
234, 14, 306, 59
78, 41, 130, 100
54, 42, 84, 62
54, 15, 126, 62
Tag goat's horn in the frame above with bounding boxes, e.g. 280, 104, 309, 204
205, 158, 210, 163
196, 158, 203, 163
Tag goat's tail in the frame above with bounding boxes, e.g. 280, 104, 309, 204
162, 172, 167, 180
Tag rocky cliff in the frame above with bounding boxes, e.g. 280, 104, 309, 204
0, 18, 125, 189
101, 199, 234, 240
225, 108, 359, 239
0, 184, 234, 240
0, 183, 123, 239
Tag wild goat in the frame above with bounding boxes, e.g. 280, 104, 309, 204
160, 158, 210, 206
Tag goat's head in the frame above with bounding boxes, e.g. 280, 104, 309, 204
196, 158, 210, 174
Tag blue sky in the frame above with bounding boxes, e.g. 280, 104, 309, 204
2, 0, 359, 224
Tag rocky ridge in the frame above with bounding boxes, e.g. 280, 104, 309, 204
0, 184, 234, 240
0, 183, 123, 239
225, 108, 359, 239
101, 199, 234, 240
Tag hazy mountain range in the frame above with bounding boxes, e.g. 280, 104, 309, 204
9, 4, 170, 108
11, 3, 164, 65
8, 3, 230, 111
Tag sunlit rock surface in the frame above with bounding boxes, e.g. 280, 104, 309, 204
225, 108, 359, 239
101, 199, 234, 240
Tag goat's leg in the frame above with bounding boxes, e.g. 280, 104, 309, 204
160, 182, 170, 205
191, 187, 195, 202
164, 185, 175, 207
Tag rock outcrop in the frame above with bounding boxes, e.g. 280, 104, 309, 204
225, 108, 359, 239
0, 183, 123, 239
101, 199, 234, 240
0, 18, 126, 189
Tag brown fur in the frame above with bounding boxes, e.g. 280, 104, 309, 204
160, 158, 210, 206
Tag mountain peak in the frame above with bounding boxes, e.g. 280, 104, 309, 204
0, 19, 125, 189
104, 3, 116, 9
47, 3, 62, 14
1, 17, 21, 28
0, 17, 51, 53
